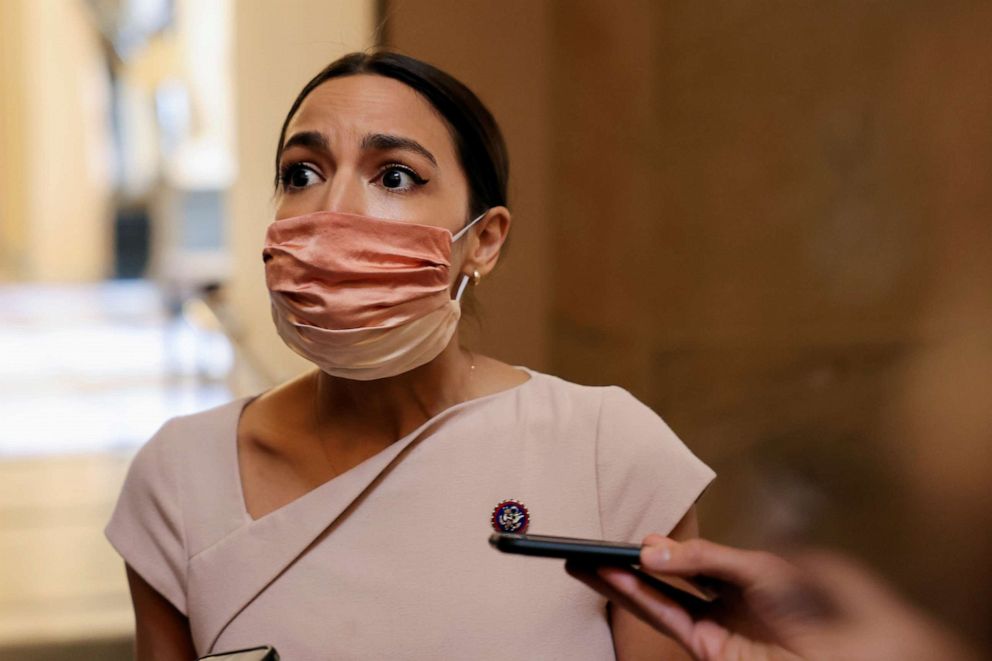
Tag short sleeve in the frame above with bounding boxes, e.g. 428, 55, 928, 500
595, 387, 715, 543
105, 419, 188, 614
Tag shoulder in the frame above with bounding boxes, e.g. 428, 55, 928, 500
516, 368, 616, 412
105, 397, 255, 614
514, 369, 700, 463
522, 371, 715, 539
156, 397, 254, 443
519, 369, 671, 438
581, 382, 712, 482
131, 397, 252, 472
594, 385, 685, 456
112, 397, 253, 545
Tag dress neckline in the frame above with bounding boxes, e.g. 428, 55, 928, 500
231, 367, 538, 524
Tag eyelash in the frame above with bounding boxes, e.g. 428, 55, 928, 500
378, 163, 429, 189
278, 162, 320, 191
277, 161, 430, 193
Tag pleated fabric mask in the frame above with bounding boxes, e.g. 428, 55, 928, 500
262, 210, 484, 380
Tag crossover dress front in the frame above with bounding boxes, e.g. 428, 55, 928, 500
106, 369, 715, 659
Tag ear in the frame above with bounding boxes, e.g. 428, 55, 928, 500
462, 206, 511, 278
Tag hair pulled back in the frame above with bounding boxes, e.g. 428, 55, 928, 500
275, 51, 509, 217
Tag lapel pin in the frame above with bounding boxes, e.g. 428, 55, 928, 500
491, 499, 529, 533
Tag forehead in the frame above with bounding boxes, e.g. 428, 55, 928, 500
286, 74, 456, 159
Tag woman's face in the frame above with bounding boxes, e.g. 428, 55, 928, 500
274, 74, 472, 235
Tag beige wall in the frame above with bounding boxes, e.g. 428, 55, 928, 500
227, 0, 378, 390
0, 0, 29, 279
0, 0, 112, 282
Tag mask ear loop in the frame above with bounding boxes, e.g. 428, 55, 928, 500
451, 210, 488, 242
454, 273, 472, 301
452, 210, 488, 301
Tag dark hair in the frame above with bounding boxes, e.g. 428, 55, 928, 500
274, 51, 509, 217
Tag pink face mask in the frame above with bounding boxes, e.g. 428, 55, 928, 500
262, 210, 484, 380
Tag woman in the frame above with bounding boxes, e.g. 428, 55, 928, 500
106, 51, 715, 660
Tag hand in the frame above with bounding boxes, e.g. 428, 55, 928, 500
566, 535, 978, 661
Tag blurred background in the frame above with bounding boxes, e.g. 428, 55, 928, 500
1, 0, 990, 658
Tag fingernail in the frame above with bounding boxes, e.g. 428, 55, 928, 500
642, 544, 671, 566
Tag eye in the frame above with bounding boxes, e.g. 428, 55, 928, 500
279, 162, 323, 191
377, 164, 427, 192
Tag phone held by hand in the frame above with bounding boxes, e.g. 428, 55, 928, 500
489, 532, 721, 610
490, 532, 643, 563
197, 645, 279, 660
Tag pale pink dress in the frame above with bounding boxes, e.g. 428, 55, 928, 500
106, 369, 715, 659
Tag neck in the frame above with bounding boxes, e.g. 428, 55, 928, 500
313, 339, 476, 442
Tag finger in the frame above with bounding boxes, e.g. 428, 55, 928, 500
791, 550, 910, 620
567, 560, 701, 652
642, 532, 668, 546
565, 562, 664, 627
641, 537, 793, 587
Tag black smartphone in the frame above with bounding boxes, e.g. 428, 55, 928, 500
198, 646, 279, 660
490, 532, 642, 563
489, 532, 721, 609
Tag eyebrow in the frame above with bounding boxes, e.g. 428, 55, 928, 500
280, 130, 439, 169
282, 130, 330, 155
361, 132, 438, 168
